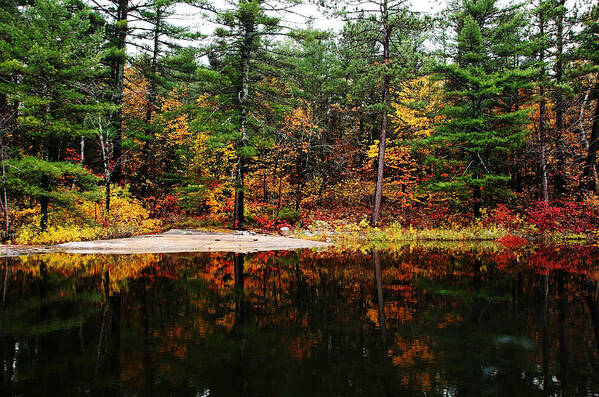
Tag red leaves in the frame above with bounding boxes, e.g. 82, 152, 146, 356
64, 148, 81, 164
495, 234, 528, 247
525, 201, 598, 232
252, 211, 292, 232
485, 204, 522, 228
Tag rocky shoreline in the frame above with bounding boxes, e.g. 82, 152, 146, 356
0, 229, 332, 256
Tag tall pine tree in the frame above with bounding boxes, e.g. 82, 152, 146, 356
0, 0, 103, 230
428, 0, 533, 217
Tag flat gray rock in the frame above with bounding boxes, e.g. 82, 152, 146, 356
0, 230, 331, 256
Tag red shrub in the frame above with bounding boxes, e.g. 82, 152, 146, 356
495, 234, 528, 247
485, 204, 522, 228
525, 201, 597, 232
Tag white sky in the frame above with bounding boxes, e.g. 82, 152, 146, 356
166, 0, 447, 39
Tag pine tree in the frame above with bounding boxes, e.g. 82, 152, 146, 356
130, 0, 201, 197
92, 0, 152, 183
427, 0, 533, 217
0, 0, 103, 230
574, 4, 599, 194
203, 0, 303, 229
337, 0, 426, 224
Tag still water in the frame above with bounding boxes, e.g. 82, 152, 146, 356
1, 244, 599, 396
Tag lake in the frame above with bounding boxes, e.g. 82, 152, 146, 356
1, 243, 598, 396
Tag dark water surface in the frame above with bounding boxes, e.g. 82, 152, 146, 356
1, 244, 599, 396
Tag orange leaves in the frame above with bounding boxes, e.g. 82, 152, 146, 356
157, 85, 191, 142
391, 76, 443, 139
122, 67, 151, 121
281, 106, 319, 140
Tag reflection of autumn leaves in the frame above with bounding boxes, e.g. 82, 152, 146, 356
390, 336, 434, 367
7, 243, 599, 392
14, 253, 163, 292
436, 313, 463, 329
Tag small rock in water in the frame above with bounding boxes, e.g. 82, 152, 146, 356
279, 226, 291, 236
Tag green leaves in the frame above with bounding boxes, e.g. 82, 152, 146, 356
6, 156, 100, 204
426, 0, 531, 208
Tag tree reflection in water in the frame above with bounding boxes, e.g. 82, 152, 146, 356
1, 244, 599, 395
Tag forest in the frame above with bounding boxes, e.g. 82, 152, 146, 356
1, 0, 599, 245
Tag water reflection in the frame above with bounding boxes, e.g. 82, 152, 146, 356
0, 245, 598, 395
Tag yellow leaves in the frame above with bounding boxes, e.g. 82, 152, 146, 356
282, 105, 319, 141
157, 85, 191, 143
13, 185, 160, 245
196, 93, 213, 108
15, 224, 108, 245
122, 67, 150, 120
367, 140, 379, 159
391, 76, 443, 139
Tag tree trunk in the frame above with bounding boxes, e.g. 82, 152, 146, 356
538, 13, 549, 203
0, 140, 9, 240
539, 87, 550, 203
40, 195, 48, 232
105, 173, 111, 221
262, 166, 267, 204
234, 24, 253, 230
233, 157, 245, 228
80, 135, 85, 166
582, 99, 599, 193
578, 82, 599, 193
111, 0, 129, 184
140, 7, 161, 197
40, 142, 52, 232
553, 1, 566, 197
371, 9, 390, 225
295, 154, 303, 212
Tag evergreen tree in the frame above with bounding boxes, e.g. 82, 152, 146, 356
427, 0, 533, 217
92, 0, 152, 182
128, 0, 201, 197
203, 0, 302, 229
336, 0, 426, 224
0, 0, 103, 230
574, 4, 599, 194
285, 29, 347, 209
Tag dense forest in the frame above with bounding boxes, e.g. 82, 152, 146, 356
1, 0, 598, 244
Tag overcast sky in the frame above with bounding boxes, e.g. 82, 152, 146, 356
163, 0, 447, 40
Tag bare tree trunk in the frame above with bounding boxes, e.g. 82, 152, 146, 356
140, 7, 161, 197
578, 83, 599, 192
105, 175, 111, 221
372, 3, 390, 225
553, 0, 566, 197
262, 164, 267, 204
78, 137, 84, 167
295, 154, 303, 212
582, 99, 599, 193
539, 87, 550, 203
234, 24, 253, 230
40, 193, 48, 232
271, 151, 279, 219
538, 14, 549, 203
111, 0, 129, 184
99, 119, 112, 220
0, 140, 9, 240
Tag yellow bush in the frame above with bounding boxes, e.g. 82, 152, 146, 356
15, 225, 107, 245
13, 185, 162, 245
